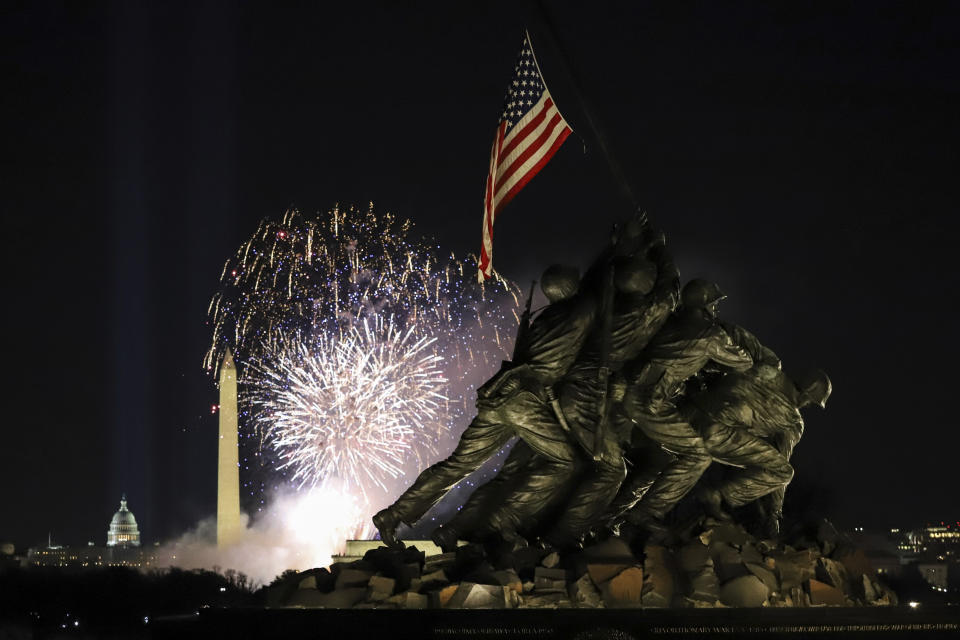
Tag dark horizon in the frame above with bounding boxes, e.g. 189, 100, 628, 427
2, 1, 959, 551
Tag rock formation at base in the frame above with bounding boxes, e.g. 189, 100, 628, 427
264, 518, 897, 609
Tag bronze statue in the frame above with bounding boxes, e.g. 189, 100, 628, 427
371, 216, 831, 554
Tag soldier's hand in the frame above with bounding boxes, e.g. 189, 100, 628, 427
493, 375, 522, 399
755, 363, 780, 381
477, 364, 532, 401
477, 361, 511, 399
622, 215, 647, 240
615, 219, 647, 256
372, 508, 405, 549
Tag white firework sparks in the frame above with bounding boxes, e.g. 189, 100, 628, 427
245, 316, 447, 498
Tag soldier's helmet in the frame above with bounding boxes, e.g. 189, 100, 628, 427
681, 279, 727, 309
541, 264, 580, 303
796, 369, 832, 409
613, 255, 657, 295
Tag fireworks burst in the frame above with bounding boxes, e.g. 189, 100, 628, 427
206, 204, 521, 508
205, 204, 520, 377
246, 317, 447, 497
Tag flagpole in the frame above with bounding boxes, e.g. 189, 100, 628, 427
532, 1, 642, 214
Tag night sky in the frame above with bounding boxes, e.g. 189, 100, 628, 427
3, 1, 959, 551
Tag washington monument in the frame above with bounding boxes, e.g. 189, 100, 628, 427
217, 348, 242, 546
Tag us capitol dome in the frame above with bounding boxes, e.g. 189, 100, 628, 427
106, 494, 141, 547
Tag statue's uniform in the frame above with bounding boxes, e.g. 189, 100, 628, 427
386, 287, 599, 536
621, 308, 754, 522
542, 245, 680, 546
690, 365, 804, 515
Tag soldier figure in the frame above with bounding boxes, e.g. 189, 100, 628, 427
617, 301, 830, 541
618, 279, 754, 538
692, 366, 832, 537
373, 258, 605, 548
539, 229, 681, 548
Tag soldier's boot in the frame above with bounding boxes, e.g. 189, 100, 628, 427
372, 508, 405, 549
532, 537, 558, 555
500, 528, 530, 553
431, 524, 460, 553
696, 486, 733, 523
621, 515, 672, 547
756, 507, 782, 540
641, 519, 672, 546
487, 530, 532, 566
614, 521, 640, 546
545, 535, 585, 552
583, 522, 617, 546
759, 515, 781, 540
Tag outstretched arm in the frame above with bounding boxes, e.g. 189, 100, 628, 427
721, 321, 781, 372
708, 324, 754, 371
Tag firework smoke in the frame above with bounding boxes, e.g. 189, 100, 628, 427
162, 485, 367, 587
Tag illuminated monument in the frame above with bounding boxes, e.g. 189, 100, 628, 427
27, 494, 157, 567
217, 348, 242, 546
106, 494, 141, 547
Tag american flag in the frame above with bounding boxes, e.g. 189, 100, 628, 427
478, 31, 573, 281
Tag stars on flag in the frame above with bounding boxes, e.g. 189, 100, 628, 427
499, 41, 546, 128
